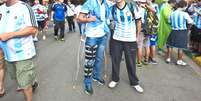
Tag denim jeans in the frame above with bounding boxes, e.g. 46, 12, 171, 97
84, 35, 107, 85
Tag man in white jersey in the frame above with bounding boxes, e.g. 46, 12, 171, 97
108, 0, 144, 93
0, 0, 38, 100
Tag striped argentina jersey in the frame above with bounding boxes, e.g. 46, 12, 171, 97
111, 3, 141, 42
193, 7, 201, 29
0, 1, 37, 62
170, 9, 194, 30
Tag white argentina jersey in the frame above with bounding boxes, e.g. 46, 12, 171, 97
0, 1, 37, 62
112, 3, 141, 42
170, 9, 194, 30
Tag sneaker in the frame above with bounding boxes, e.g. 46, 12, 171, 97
33, 37, 38, 42
84, 84, 93, 95
137, 62, 142, 67
108, 81, 118, 88
92, 77, 105, 85
176, 60, 187, 66
42, 35, 46, 40
54, 35, 58, 40
32, 82, 39, 93
133, 85, 144, 93
60, 38, 65, 41
166, 58, 171, 63
143, 60, 149, 65
16, 87, 23, 92
151, 59, 158, 65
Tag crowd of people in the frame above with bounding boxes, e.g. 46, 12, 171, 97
0, 0, 200, 100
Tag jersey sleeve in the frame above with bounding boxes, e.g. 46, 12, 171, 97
80, 0, 93, 14
23, 4, 38, 28
185, 13, 194, 24
134, 6, 142, 20
51, 3, 56, 11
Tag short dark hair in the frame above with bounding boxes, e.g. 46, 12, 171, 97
176, 0, 187, 8
168, 0, 176, 4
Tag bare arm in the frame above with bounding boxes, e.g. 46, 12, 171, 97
78, 12, 96, 23
136, 19, 142, 38
0, 26, 37, 41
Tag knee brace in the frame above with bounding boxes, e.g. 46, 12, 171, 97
84, 45, 98, 78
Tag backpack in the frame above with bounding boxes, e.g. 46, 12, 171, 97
144, 9, 159, 35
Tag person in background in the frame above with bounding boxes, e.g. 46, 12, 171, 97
144, 0, 160, 65
188, 0, 201, 54
137, 0, 159, 66
156, 0, 176, 56
166, 0, 194, 66
193, 0, 201, 54
32, 0, 48, 41
51, 0, 67, 41
74, 0, 84, 35
0, 0, 38, 100
66, 0, 76, 32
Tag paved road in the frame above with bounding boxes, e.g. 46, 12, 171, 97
1, 25, 201, 101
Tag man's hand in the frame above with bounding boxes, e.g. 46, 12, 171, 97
87, 16, 96, 22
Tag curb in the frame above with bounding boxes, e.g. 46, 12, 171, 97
193, 56, 201, 67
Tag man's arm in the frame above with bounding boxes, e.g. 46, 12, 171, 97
136, 18, 142, 39
78, 12, 96, 23
0, 26, 37, 41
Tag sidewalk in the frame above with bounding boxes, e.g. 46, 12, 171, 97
184, 50, 201, 68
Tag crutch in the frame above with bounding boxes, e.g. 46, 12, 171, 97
73, 35, 86, 89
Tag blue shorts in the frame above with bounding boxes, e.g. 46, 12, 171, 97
149, 34, 157, 46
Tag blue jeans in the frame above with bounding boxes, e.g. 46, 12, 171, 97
84, 35, 107, 86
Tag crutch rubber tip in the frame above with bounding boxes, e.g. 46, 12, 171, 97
73, 86, 76, 89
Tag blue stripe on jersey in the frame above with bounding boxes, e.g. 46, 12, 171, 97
170, 10, 188, 30
14, 38, 24, 60
0, 13, 12, 60
120, 10, 125, 31
194, 13, 201, 29
1, 42, 11, 60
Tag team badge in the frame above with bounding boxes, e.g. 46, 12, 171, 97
126, 11, 132, 16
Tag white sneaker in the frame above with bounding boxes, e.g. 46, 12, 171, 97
108, 81, 118, 88
166, 58, 171, 63
33, 37, 38, 42
176, 60, 187, 66
133, 85, 144, 93
42, 35, 46, 40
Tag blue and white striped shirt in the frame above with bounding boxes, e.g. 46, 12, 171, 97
111, 3, 141, 42
193, 7, 201, 29
170, 9, 194, 30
